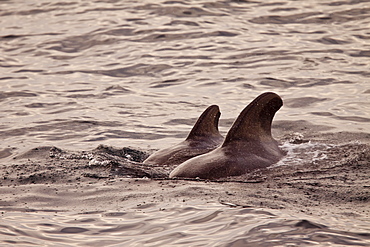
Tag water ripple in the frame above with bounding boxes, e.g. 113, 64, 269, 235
0, 0, 370, 244
1, 205, 369, 246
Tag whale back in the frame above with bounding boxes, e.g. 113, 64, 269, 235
223, 92, 282, 146
169, 92, 284, 179
143, 105, 222, 166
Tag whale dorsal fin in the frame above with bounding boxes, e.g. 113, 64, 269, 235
223, 92, 282, 145
186, 105, 221, 140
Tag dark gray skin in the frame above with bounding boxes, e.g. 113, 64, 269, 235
169, 92, 285, 179
143, 105, 223, 166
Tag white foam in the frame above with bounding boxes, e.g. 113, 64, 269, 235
88, 158, 111, 166
271, 141, 334, 168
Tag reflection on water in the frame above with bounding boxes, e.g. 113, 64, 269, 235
1, 203, 369, 246
1, 0, 370, 246
0, 0, 369, 155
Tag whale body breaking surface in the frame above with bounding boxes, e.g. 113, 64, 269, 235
143, 105, 223, 166
145, 92, 285, 179
170, 92, 284, 179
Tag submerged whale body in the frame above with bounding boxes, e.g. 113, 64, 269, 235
170, 92, 285, 179
143, 105, 223, 166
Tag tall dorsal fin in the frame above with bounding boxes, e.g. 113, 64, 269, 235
186, 105, 221, 140
223, 92, 282, 145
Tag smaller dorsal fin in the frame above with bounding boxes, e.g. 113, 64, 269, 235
186, 105, 221, 140
223, 92, 282, 145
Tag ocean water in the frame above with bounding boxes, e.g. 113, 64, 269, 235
1, 0, 369, 153
0, 0, 369, 246
1, 203, 369, 246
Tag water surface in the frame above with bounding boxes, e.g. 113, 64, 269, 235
1, 203, 370, 246
1, 0, 369, 154
0, 0, 370, 246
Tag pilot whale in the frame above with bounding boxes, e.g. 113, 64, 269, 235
169, 92, 284, 179
143, 105, 223, 166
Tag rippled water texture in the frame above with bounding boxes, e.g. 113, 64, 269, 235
1, 0, 370, 246
1, 203, 370, 246
1, 0, 369, 154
